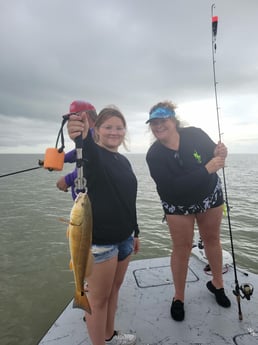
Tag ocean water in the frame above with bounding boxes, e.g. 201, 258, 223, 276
0, 153, 257, 345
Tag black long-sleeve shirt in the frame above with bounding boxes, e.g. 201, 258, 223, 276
146, 127, 219, 206
82, 133, 139, 244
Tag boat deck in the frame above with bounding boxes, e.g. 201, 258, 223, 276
38, 256, 258, 345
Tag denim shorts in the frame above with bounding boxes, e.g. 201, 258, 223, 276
91, 236, 134, 264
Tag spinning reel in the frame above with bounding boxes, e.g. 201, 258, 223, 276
233, 283, 254, 301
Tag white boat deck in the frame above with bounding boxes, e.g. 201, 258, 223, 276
38, 256, 258, 345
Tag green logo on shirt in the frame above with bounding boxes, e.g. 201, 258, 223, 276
193, 150, 202, 163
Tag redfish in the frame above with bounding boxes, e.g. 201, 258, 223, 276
68, 192, 93, 314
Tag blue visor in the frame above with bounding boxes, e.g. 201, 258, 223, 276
146, 107, 175, 123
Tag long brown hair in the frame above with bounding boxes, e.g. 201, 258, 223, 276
94, 105, 129, 150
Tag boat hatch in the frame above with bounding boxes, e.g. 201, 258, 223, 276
133, 264, 199, 288
234, 331, 258, 345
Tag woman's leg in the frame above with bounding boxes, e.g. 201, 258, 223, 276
196, 206, 223, 288
85, 256, 118, 345
105, 254, 131, 338
166, 214, 195, 302
196, 206, 231, 307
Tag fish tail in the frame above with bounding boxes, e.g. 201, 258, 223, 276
73, 290, 92, 314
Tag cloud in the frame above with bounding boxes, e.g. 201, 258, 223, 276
0, 0, 258, 154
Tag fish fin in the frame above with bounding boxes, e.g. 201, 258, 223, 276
59, 217, 69, 224
85, 253, 94, 277
73, 290, 92, 314
69, 260, 73, 271
66, 227, 69, 239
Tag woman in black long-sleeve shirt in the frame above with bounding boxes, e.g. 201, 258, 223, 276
146, 101, 230, 322
67, 106, 139, 345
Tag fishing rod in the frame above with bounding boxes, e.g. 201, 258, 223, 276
0, 162, 43, 178
211, 4, 253, 320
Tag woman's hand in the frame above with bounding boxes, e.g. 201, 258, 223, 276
67, 112, 89, 141
56, 176, 69, 192
214, 142, 228, 159
205, 156, 225, 174
133, 237, 140, 255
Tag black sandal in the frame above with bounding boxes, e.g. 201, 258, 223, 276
206, 281, 231, 308
170, 298, 185, 321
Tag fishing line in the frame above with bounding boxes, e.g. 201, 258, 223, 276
211, 4, 253, 320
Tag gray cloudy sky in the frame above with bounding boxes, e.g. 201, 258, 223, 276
0, 0, 258, 154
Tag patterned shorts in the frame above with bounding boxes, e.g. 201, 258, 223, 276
162, 178, 224, 215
